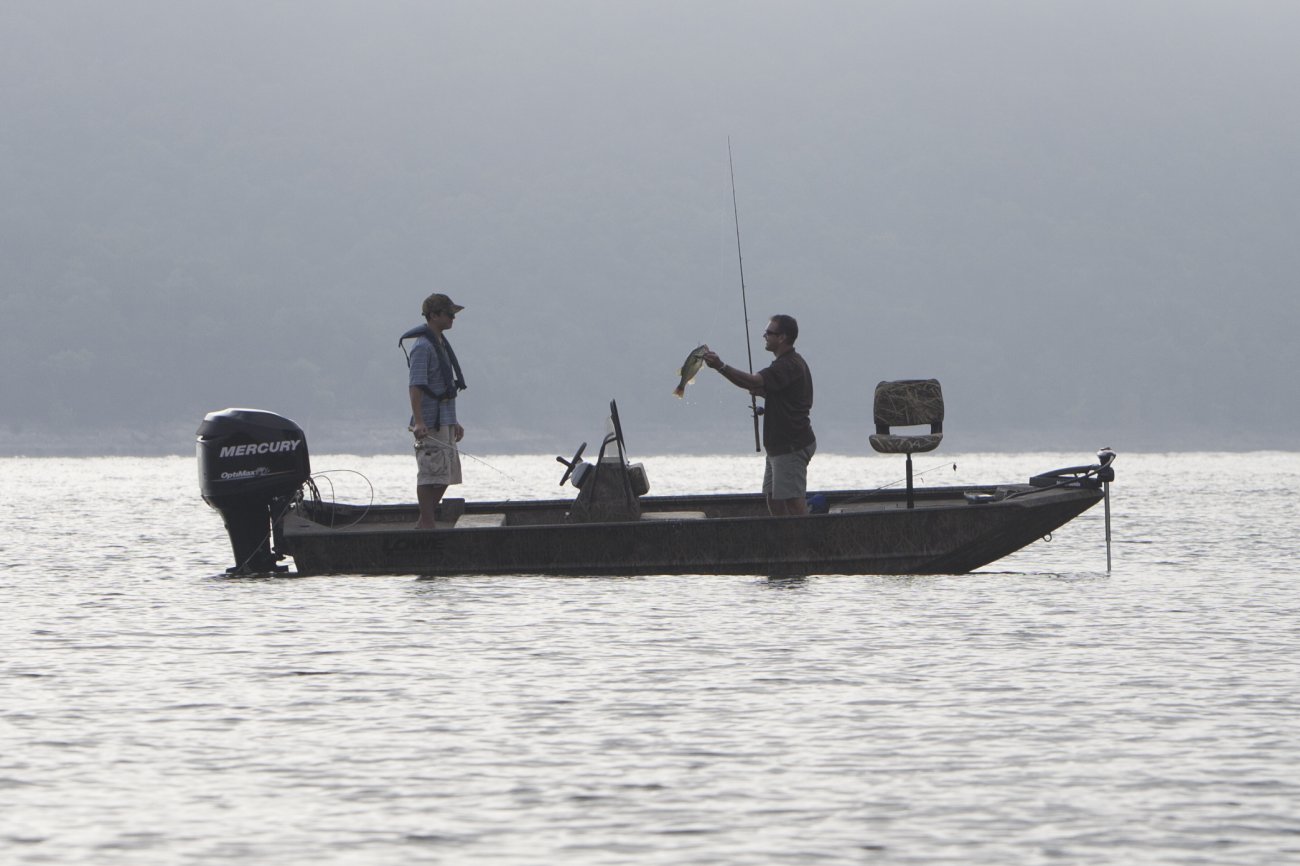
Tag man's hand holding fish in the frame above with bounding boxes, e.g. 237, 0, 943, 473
702, 347, 764, 394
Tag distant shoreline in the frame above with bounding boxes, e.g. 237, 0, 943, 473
2, 422, 1295, 458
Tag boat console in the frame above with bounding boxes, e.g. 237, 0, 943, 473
556, 400, 650, 523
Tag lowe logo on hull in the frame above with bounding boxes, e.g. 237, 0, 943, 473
219, 440, 304, 458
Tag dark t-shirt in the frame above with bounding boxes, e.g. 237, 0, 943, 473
757, 350, 815, 456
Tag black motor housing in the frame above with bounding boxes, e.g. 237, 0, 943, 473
197, 408, 310, 573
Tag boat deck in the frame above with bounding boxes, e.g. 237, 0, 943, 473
294, 486, 1021, 533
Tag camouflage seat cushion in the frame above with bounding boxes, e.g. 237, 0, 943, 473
870, 379, 944, 455
870, 432, 943, 454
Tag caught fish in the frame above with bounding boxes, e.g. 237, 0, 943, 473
673, 345, 709, 398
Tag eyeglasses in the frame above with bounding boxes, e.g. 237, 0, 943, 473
763, 329, 780, 337
441, 311, 456, 319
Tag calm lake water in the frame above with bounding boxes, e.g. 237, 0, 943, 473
3, 450, 1298, 865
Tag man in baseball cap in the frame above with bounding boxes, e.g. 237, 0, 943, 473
408, 292, 468, 528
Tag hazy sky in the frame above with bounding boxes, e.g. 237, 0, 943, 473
3, 1, 1298, 456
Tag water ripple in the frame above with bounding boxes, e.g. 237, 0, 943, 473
2, 453, 1299, 864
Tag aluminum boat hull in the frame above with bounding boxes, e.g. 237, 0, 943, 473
279, 482, 1103, 577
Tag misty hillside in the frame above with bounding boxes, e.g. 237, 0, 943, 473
3, 2, 1298, 456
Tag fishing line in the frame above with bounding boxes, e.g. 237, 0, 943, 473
728, 138, 757, 382
835, 461, 960, 505
727, 137, 762, 452
683, 152, 739, 356
410, 432, 521, 483
878, 460, 959, 490
695, 191, 729, 346
668, 159, 734, 405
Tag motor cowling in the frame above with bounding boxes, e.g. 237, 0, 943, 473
197, 408, 310, 573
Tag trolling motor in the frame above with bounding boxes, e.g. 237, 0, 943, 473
1027, 447, 1117, 489
197, 408, 311, 574
1023, 447, 1118, 572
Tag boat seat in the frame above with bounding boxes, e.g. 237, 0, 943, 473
869, 378, 943, 509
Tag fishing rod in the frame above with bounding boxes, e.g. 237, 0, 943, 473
728, 137, 762, 453
407, 433, 521, 482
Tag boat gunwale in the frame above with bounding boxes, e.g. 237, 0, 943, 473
285, 482, 1101, 536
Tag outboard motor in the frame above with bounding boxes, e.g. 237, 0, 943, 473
197, 408, 310, 574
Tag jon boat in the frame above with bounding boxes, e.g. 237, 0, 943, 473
197, 381, 1116, 577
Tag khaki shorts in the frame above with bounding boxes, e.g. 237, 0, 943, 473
763, 441, 816, 501
414, 427, 463, 487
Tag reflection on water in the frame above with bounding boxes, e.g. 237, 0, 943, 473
2, 452, 1299, 865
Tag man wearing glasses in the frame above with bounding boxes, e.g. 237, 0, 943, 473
702, 315, 816, 515
408, 292, 468, 529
